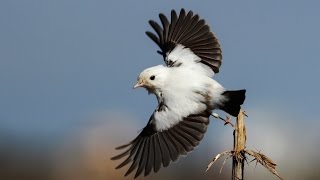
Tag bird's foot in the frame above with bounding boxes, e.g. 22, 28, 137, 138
211, 113, 234, 127
223, 115, 234, 127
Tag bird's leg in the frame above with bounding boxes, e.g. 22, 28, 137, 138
223, 115, 234, 127
243, 111, 248, 117
211, 113, 234, 127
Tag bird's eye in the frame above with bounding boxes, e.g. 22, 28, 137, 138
150, 75, 155, 80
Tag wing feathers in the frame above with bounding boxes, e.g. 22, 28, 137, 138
152, 134, 162, 172
167, 130, 188, 155
149, 21, 164, 47
178, 123, 204, 141
175, 11, 193, 43
115, 138, 143, 169
181, 121, 206, 134
146, 9, 222, 73
152, 135, 162, 172
134, 138, 149, 178
145, 31, 161, 48
174, 126, 199, 147
124, 138, 146, 176
168, 10, 178, 41
179, 20, 206, 45
114, 139, 136, 150
111, 145, 133, 160
144, 136, 155, 176
162, 131, 179, 162
176, 15, 200, 44
159, 13, 170, 44
171, 9, 186, 42
171, 127, 193, 152
157, 133, 171, 167
112, 111, 210, 178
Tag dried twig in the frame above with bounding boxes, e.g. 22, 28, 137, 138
245, 150, 283, 180
206, 110, 283, 180
220, 154, 232, 173
206, 151, 232, 172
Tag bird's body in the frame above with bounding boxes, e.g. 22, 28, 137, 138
140, 64, 225, 132
112, 9, 246, 178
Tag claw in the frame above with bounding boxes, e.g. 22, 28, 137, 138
223, 115, 234, 127
211, 113, 234, 127
243, 111, 248, 117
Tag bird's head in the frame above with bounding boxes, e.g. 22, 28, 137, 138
134, 65, 168, 94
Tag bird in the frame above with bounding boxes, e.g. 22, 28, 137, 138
111, 9, 246, 178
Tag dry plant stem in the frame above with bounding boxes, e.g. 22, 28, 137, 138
206, 151, 232, 172
206, 110, 283, 180
232, 110, 246, 180
220, 154, 232, 173
245, 150, 283, 180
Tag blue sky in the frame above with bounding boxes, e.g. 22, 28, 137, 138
0, 1, 319, 179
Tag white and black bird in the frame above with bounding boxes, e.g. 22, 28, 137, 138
111, 9, 246, 178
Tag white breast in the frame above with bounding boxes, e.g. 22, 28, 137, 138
153, 67, 224, 131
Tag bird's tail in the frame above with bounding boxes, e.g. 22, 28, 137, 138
219, 90, 246, 117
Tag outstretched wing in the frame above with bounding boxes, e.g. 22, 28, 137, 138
111, 111, 210, 178
146, 9, 222, 74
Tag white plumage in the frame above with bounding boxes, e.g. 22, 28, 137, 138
166, 44, 215, 77
112, 9, 246, 178
139, 46, 225, 131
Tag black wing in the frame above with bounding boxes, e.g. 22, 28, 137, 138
146, 9, 222, 73
111, 111, 211, 178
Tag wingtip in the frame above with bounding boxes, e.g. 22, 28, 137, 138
148, 20, 156, 25
157, 50, 164, 56
171, 9, 177, 17
144, 167, 152, 177
134, 172, 140, 179
124, 169, 132, 177
115, 144, 129, 150
145, 31, 157, 40
159, 13, 165, 18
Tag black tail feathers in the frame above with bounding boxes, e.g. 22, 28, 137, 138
219, 90, 246, 117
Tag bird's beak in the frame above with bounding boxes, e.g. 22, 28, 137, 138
133, 80, 145, 89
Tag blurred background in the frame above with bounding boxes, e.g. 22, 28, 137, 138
1, 0, 320, 179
